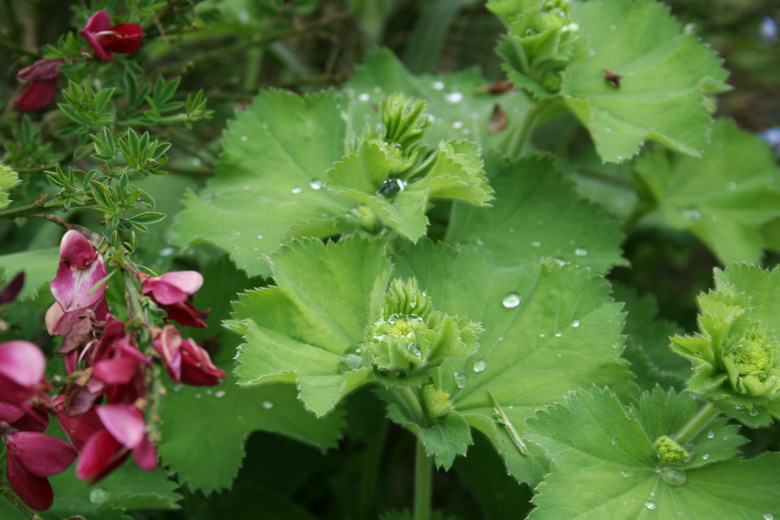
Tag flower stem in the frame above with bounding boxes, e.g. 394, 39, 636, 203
0, 485, 43, 519
358, 420, 388, 519
395, 386, 426, 426
673, 402, 719, 445
413, 437, 433, 520
504, 99, 556, 160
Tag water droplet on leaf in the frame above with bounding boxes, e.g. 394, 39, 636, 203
571, 319, 581, 328
707, 430, 715, 439
444, 92, 464, 104
645, 501, 656, 510
358, 93, 370, 102
473, 360, 487, 373
502, 292, 522, 308
454, 371, 468, 388
215, 390, 226, 398
309, 180, 323, 190
263, 400, 274, 409
574, 248, 588, 256
432, 81, 445, 90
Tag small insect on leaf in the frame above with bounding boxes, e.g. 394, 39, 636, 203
604, 69, 623, 88
487, 104, 508, 134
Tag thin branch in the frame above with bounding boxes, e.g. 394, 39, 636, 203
26, 214, 102, 244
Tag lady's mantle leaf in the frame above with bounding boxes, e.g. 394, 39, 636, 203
635, 119, 780, 264
446, 154, 626, 276
394, 241, 633, 483
562, 0, 729, 163
173, 90, 353, 277
525, 388, 779, 520
0, 163, 20, 209
159, 379, 344, 494
230, 237, 391, 417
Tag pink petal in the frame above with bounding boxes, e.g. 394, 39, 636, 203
143, 271, 203, 305
17, 59, 65, 82
59, 230, 98, 268
96, 404, 145, 449
6, 431, 77, 476
56, 406, 103, 451
75, 429, 124, 480
14, 80, 58, 112
132, 435, 157, 471
80, 11, 114, 61
93, 358, 139, 384
6, 454, 53, 511
51, 231, 107, 312
153, 326, 182, 381
0, 402, 26, 423
180, 339, 226, 386
0, 341, 45, 387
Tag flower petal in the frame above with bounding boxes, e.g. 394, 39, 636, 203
80, 11, 114, 61
93, 358, 140, 385
6, 431, 77, 476
142, 270, 203, 305
51, 231, 107, 311
14, 79, 58, 112
0, 340, 45, 387
132, 435, 157, 471
98, 24, 143, 54
75, 429, 125, 481
6, 454, 53, 511
96, 404, 145, 449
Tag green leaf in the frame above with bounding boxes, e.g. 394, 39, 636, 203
446, 154, 626, 275
635, 119, 780, 264
0, 247, 59, 300
45, 464, 180, 520
173, 89, 353, 277
348, 49, 530, 150
0, 163, 20, 209
231, 237, 391, 416
613, 285, 688, 390
393, 241, 633, 483
561, 0, 729, 162
326, 139, 492, 241
159, 379, 345, 494
525, 388, 779, 520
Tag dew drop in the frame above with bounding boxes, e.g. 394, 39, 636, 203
172, 384, 182, 393
682, 207, 701, 220
309, 179, 323, 190
611, 437, 619, 445
728, 181, 737, 191
454, 371, 468, 389
215, 390, 226, 398
263, 400, 274, 409
427, 114, 436, 123
502, 292, 522, 308
160, 247, 174, 257
452, 121, 464, 129
291, 187, 302, 194
432, 81, 445, 91
539, 333, 546, 338
554, 332, 563, 338
444, 91, 464, 104
645, 501, 657, 510
620, 470, 629, 478
606, 127, 613, 132
707, 430, 715, 439
764, 514, 774, 520
194, 393, 202, 399
473, 360, 487, 373
256, 234, 264, 240
574, 248, 588, 257
571, 319, 581, 328
749, 409, 759, 417
358, 93, 370, 102
206, 389, 213, 395
531, 241, 542, 248
89, 488, 110, 505
702, 454, 710, 460
241, 135, 248, 141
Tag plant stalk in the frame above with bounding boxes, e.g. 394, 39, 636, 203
673, 402, 719, 445
504, 99, 555, 159
413, 437, 433, 520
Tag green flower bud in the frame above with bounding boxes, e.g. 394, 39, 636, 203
654, 436, 690, 464
379, 93, 429, 156
723, 327, 780, 397
422, 385, 453, 418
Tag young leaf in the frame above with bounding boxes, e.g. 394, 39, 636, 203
634, 119, 780, 264
0, 163, 20, 209
173, 89, 354, 277
525, 388, 780, 520
446, 154, 626, 275
562, 0, 729, 162
159, 380, 345, 494
347, 49, 529, 149
393, 241, 634, 483
230, 237, 391, 416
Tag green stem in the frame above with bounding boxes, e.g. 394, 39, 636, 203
0, 195, 49, 219
123, 269, 146, 325
0, 485, 43, 519
395, 386, 426, 425
673, 402, 719, 445
413, 437, 433, 520
358, 420, 388, 520
504, 99, 554, 160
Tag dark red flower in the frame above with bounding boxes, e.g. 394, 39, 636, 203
81, 11, 143, 61
14, 58, 65, 112
3, 431, 77, 511
180, 337, 226, 386
0, 272, 24, 305
137, 270, 209, 328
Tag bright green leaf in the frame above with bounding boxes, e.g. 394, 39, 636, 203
635, 119, 780, 264
0, 247, 58, 300
159, 379, 345, 494
525, 388, 778, 520
231, 237, 391, 416
562, 0, 729, 162
446, 154, 626, 275
0, 163, 20, 209
393, 241, 634, 483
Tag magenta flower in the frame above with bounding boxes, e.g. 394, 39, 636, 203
2, 431, 77, 511
150, 326, 225, 386
0, 341, 46, 406
51, 231, 107, 312
151, 325, 183, 382
81, 11, 143, 61
76, 404, 156, 483
14, 58, 65, 112
140, 271, 203, 305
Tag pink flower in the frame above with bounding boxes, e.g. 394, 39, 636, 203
138, 270, 209, 328
150, 326, 225, 386
76, 404, 156, 483
0, 341, 46, 406
14, 59, 65, 112
81, 11, 143, 61
2, 431, 77, 511
51, 231, 107, 312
